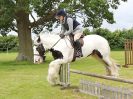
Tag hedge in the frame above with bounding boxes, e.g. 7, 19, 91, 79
84, 28, 133, 49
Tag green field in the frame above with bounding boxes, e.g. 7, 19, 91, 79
0, 51, 133, 99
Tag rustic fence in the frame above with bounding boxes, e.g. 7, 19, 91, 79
59, 63, 70, 87
124, 39, 133, 67
80, 80, 133, 99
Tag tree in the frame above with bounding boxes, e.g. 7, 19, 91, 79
0, 0, 127, 62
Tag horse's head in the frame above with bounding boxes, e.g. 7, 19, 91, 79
33, 36, 46, 64
33, 33, 63, 63
36, 43, 46, 56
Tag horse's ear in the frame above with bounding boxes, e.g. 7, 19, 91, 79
37, 36, 41, 43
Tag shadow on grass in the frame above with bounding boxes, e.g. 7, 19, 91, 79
60, 86, 79, 91
52, 84, 79, 90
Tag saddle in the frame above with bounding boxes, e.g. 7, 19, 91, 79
69, 34, 84, 62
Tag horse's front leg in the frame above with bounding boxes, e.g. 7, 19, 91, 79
47, 59, 67, 85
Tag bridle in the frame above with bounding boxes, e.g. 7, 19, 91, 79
34, 54, 41, 56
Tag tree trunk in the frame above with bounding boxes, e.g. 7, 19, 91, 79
16, 11, 33, 62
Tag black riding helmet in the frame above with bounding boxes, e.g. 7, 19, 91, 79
55, 9, 67, 17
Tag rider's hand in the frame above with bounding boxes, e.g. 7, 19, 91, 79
59, 34, 65, 39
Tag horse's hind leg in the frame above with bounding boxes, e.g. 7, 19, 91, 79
92, 50, 119, 77
102, 56, 119, 77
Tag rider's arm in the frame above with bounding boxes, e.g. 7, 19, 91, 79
64, 18, 73, 36
61, 24, 65, 34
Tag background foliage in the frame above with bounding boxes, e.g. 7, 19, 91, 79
0, 35, 18, 51
84, 27, 133, 49
0, 0, 127, 34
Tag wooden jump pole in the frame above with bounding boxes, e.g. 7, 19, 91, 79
70, 69, 133, 84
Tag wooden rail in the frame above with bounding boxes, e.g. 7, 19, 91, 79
70, 69, 133, 84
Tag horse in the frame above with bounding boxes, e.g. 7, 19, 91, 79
33, 33, 119, 85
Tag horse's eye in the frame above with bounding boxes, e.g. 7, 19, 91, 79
36, 47, 39, 51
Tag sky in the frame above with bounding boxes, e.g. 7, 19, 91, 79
8, 0, 133, 35
101, 0, 133, 31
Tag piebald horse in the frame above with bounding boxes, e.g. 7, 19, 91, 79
34, 33, 119, 85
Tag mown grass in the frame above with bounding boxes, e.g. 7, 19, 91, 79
0, 51, 133, 99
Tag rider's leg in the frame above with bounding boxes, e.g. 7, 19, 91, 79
74, 33, 83, 57
74, 40, 83, 57
74, 32, 83, 41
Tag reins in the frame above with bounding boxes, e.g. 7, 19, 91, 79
50, 38, 62, 50
43, 38, 62, 55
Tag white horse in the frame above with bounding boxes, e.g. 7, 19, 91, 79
34, 33, 119, 85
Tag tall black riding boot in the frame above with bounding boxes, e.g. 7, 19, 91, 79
74, 40, 83, 57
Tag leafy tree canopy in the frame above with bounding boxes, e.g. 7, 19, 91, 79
0, 0, 127, 34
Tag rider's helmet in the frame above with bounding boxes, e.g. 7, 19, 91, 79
55, 9, 67, 17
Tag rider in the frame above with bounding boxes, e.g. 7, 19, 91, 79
55, 9, 83, 57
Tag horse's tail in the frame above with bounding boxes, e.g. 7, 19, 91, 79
110, 58, 121, 68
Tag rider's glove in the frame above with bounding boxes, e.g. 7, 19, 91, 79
59, 34, 65, 39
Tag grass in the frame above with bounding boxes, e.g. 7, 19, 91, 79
0, 51, 133, 99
